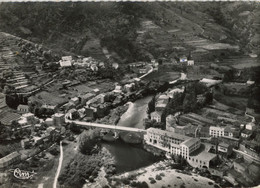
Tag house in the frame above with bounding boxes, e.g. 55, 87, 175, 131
52, 113, 65, 126
187, 60, 194, 66
113, 85, 122, 93
90, 64, 98, 72
80, 93, 95, 104
0, 152, 21, 169
224, 126, 239, 138
41, 104, 58, 112
22, 113, 35, 123
246, 80, 255, 85
112, 62, 119, 69
155, 95, 169, 111
59, 60, 72, 67
17, 104, 29, 113
166, 114, 176, 129
85, 108, 94, 120
209, 126, 225, 137
45, 118, 53, 126
218, 142, 233, 157
245, 122, 256, 131
167, 87, 185, 98
62, 56, 73, 61
179, 56, 188, 63
139, 68, 147, 74
69, 97, 80, 105
173, 124, 197, 137
98, 62, 105, 68
21, 138, 31, 149
124, 83, 135, 93
46, 126, 56, 134
93, 88, 100, 94
78, 108, 86, 118
151, 111, 162, 122
241, 129, 252, 138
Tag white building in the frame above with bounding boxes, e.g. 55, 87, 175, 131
167, 87, 185, 98
209, 126, 225, 137
145, 128, 200, 159
245, 122, 256, 131
62, 56, 73, 61
17, 105, 29, 113
187, 60, 194, 66
179, 56, 188, 63
59, 60, 72, 67
151, 111, 162, 122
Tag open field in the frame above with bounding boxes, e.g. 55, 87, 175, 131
220, 56, 259, 69
113, 160, 219, 188
29, 90, 67, 106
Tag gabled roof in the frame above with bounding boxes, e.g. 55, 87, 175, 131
151, 111, 163, 117
180, 138, 200, 147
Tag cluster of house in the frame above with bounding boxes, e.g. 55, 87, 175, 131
63, 79, 142, 121
59, 56, 119, 71
0, 112, 66, 169
150, 87, 185, 123
144, 82, 260, 186
128, 61, 151, 75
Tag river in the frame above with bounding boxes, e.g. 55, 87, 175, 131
101, 95, 159, 173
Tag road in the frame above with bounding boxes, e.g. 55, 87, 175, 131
139, 65, 154, 79
245, 112, 255, 122
169, 73, 187, 84
53, 141, 63, 188
65, 118, 146, 133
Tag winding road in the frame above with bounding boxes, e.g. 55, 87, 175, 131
53, 141, 63, 188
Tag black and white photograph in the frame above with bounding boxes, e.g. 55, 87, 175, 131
0, 1, 259, 188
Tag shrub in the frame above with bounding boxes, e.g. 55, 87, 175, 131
156, 174, 162, 180
150, 179, 156, 184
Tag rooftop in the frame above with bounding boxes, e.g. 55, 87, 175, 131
151, 111, 163, 117
218, 142, 229, 148
180, 137, 200, 147
53, 113, 64, 117
147, 127, 191, 141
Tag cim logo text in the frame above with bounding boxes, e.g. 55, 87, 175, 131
10, 168, 36, 180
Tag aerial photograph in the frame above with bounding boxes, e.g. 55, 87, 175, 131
0, 1, 259, 188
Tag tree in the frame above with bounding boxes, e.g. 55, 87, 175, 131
78, 129, 100, 154
183, 92, 197, 113
147, 96, 156, 115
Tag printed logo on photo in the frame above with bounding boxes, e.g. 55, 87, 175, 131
9, 168, 37, 180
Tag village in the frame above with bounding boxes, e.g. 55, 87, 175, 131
0, 9, 259, 187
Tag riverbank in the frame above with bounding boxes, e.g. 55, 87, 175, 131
111, 160, 219, 188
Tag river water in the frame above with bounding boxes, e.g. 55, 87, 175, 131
101, 95, 159, 173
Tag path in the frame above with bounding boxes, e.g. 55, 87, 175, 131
169, 72, 187, 84
245, 112, 255, 123
53, 141, 63, 188
139, 65, 154, 79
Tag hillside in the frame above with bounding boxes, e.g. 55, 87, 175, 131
0, 2, 259, 63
